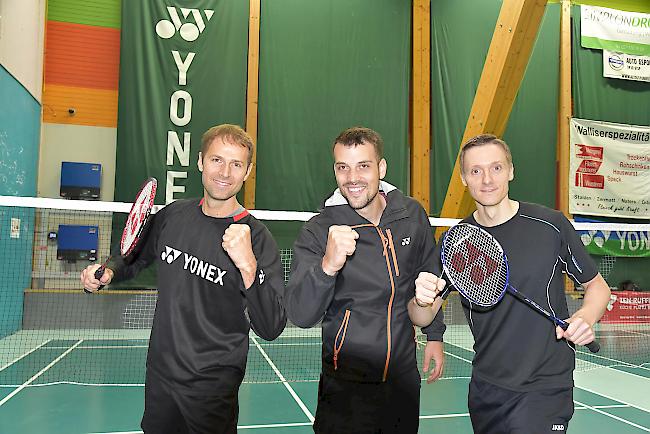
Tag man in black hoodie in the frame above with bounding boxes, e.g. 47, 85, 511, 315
81, 124, 286, 434
286, 127, 446, 433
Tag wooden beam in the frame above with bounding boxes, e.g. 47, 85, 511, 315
556, 0, 572, 218
244, 0, 260, 209
411, 0, 431, 213
438, 0, 548, 229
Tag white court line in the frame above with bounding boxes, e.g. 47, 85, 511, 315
420, 412, 470, 419
47, 345, 149, 350
416, 340, 474, 365
250, 335, 315, 423
574, 399, 650, 432
575, 404, 630, 410
253, 342, 320, 347
576, 351, 650, 374
0, 340, 83, 407
0, 339, 52, 372
576, 383, 650, 415
0, 381, 145, 388
238, 422, 313, 429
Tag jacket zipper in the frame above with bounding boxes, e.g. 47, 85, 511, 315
349, 224, 400, 382
333, 309, 351, 370
375, 227, 398, 382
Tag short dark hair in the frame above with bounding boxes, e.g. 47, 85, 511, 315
459, 134, 512, 173
201, 124, 254, 166
333, 126, 384, 160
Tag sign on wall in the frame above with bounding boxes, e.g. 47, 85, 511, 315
115, 1, 248, 204
581, 6, 650, 56
603, 50, 650, 82
569, 118, 650, 219
601, 291, 650, 324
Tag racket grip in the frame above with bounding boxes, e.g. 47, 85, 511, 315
90, 265, 106, 292
585, 340, 600, 353
557, 319, 600, 353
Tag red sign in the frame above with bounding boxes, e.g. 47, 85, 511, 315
575, 172, 605, 189
600, 291, 650, 323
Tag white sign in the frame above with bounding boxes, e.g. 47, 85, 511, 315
581, 6, 650, 56
569, 118, 650, 219
603, 50, 650, 82
10, 218, 20, 238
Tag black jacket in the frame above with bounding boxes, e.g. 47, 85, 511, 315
286, 183, 445, 383
112, 199, 286, 391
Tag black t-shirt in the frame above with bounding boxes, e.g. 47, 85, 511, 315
438, 202, 598, 391
113, 199, 286, 392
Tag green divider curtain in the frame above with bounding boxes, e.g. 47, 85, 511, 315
255, 0, 411, 213
115, 0, 248, 205
430, 1, 561, 215
112, 0, 248, 287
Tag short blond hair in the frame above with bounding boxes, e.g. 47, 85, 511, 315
460, 134, 512, 173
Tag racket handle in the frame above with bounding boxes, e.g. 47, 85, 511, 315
585, 340, 600, 353
84, 265, 106, 293
557, 319, 600, 353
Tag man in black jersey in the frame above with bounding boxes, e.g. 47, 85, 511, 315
81, 124, 286, 434
418, 134, 611, 434
285, 127, 447, 434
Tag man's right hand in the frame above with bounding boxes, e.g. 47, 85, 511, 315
322, 225, 359, 276
80, 264, 114, 292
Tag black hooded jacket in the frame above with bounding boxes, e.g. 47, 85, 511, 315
286, 182, 445, 383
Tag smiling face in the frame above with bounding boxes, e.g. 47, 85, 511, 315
198, 136, 252, 204
460, 143, 514, 208
333, 141, 387, 215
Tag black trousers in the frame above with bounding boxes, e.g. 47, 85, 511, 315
313, 369, 421, 434
141, 369, 240, 434
468, 376, 574, 434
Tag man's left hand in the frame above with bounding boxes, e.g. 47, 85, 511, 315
422, 340, 445, 383
556, 314, 595, 347
222, 224, 257, 285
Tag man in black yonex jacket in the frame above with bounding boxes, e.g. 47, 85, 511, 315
285, 127, 446, 434
81, 125, 286, 434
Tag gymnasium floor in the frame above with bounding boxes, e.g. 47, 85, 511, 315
0, 325, 648, 433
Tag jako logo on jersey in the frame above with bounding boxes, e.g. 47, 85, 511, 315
258, 269, 265, 285
155, 7, 214, 42
551, 424, 565, 431
401, 237, 411, 246
161, 246, 182, 264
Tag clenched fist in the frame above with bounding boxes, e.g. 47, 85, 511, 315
222, 224, 257, 287
80, 264, 114, 292
322, 225, 359, 276
414, 272, 446, 306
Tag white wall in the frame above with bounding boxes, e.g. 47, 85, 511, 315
38, 123, 117, 200
0, 0, 46, 102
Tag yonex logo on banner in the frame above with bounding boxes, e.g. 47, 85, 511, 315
161, 246, 182, 263
155, 7, 214, 42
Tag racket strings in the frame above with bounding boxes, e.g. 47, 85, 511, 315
120, 179, 157, 255
442, 225, 508, 306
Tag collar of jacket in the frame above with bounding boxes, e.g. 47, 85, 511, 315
319, 181, 410, 226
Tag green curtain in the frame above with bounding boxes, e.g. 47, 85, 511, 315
115, 0, 248, 204
255, 0, 411, 212
430, 1, 561, 215
572, 6, 650, 127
